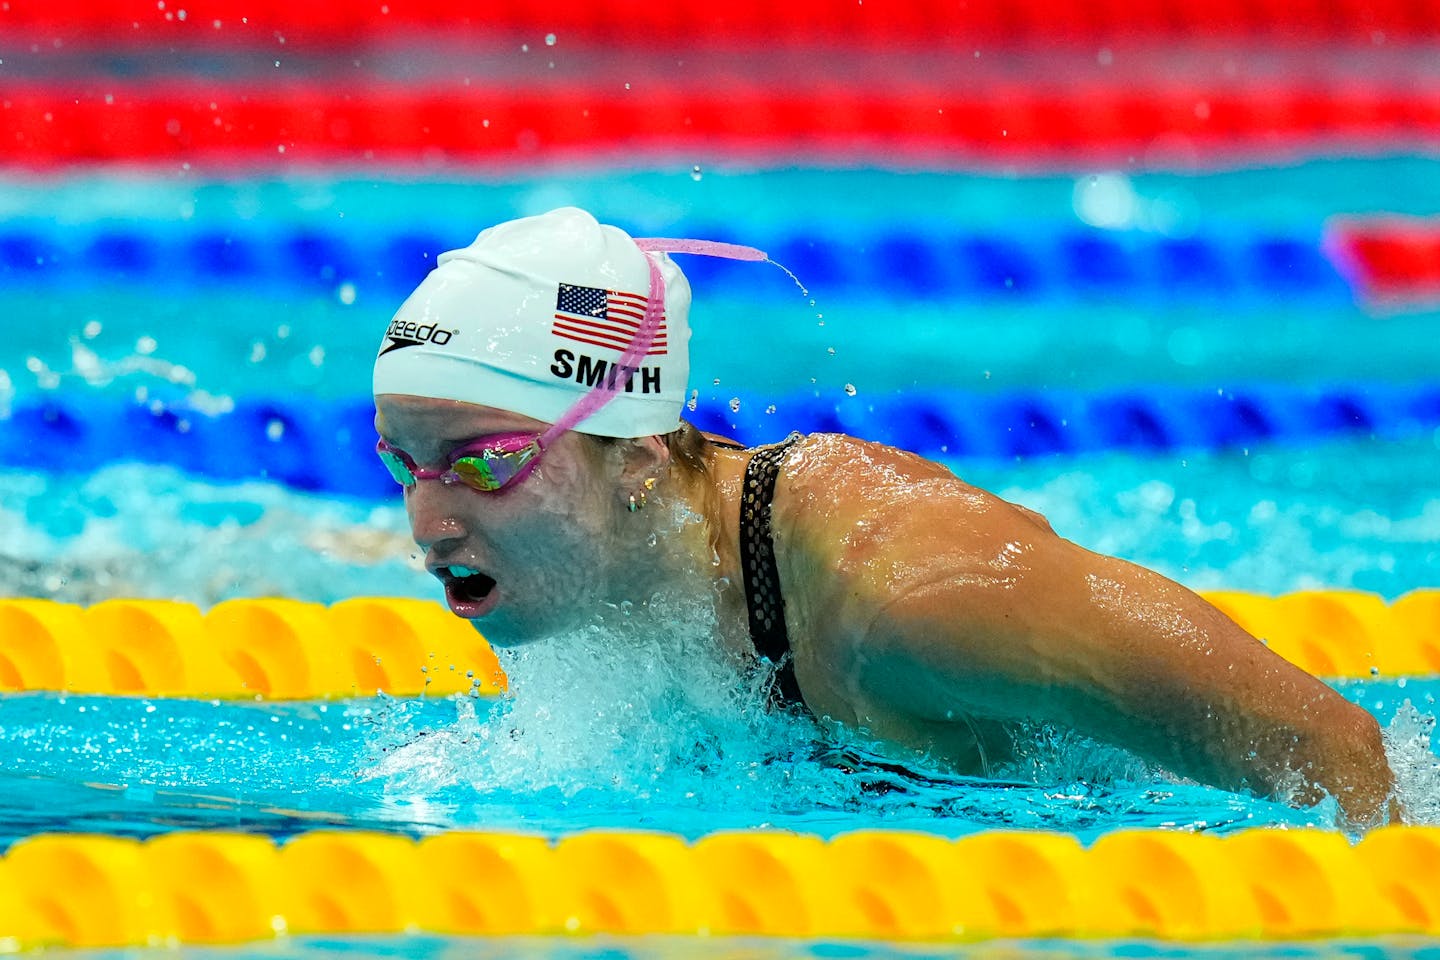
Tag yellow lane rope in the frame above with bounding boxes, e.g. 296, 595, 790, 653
0, 826, 1437, 948
0, 597, 504, 699
0, 590, 1435, 699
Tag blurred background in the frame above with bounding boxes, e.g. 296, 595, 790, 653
1, 0, 1438, 602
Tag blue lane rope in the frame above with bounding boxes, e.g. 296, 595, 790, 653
0, 224, 1352, 302
5, 383, 1436, 497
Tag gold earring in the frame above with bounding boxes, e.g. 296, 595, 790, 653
629, 478, 657, 513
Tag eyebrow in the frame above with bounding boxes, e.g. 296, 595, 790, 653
443, 429, 536, 448
378, 427, 531, 453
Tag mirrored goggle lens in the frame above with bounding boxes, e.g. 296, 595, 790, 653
450, 444, 539, 492
376, 447, 418, 487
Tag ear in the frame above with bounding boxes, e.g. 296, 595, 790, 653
617, 435, 670, 490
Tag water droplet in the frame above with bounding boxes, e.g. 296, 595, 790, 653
82, 320, 102, 339
265, 418, 285, 440
765, 404, 776, 415
686, 389, 698, 412
336, 281, 357, 305
843, 383, 857, 397
712, 377, 720, 386
544, 32, 556, 45
690, 164, 703, 181
729, 397, 741, 413
827, 347, 836, 355
136, 335, 157, 355
767, 258, 808, 297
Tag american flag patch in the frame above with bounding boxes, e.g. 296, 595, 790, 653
552, 283, 667, 356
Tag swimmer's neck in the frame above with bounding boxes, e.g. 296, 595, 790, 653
696, 444, 755, 652
625, 443, 752, 658
553, 441, 754, 658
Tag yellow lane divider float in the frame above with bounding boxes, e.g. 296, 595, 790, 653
0, 597, 505, 699
0, 826, 1437, 947
0, 590, 1435, 699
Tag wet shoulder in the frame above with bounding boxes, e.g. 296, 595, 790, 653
769, 432, 1054, 559
779, 432, 957, 490
774, 432, 973, 520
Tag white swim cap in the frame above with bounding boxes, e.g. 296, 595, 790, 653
373, 207, 692, 438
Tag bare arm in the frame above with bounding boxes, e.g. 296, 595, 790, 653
782, 439, 1395, 823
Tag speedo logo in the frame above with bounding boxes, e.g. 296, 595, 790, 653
378, 320, 458, 357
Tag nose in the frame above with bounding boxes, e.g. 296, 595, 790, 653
405, 477, 471, 553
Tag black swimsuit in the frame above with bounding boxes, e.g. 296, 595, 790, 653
734, 434, 1009, 792
738, 432, 805, 708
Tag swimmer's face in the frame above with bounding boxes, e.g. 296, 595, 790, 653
374, 394, 630, 645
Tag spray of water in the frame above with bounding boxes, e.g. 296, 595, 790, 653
1384, 700, 1440, 825
357, 571, 1302, 833
359, 588, 850, 816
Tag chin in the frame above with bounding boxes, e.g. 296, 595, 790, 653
467, 607, 579, 650
473, 627, 531, 650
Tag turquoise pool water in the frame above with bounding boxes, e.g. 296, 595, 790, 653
2, 164, 1439, 956
0, 673, 1436, 849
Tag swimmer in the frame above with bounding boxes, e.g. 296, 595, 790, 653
372, 207, 1396, 824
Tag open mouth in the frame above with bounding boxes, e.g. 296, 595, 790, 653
435, 564, 498, 617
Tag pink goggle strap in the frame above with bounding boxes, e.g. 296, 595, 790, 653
538, 238, 768, 445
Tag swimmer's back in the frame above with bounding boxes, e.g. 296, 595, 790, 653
761, 432, 1052, 767
761, 433, 1394, 824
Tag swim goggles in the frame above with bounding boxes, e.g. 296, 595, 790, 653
375, 433, 542, 493
375, 236, 768, 494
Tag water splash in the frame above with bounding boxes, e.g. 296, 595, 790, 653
1385, 700, 1440, 825
354, 585, 1358, 837
360, 591, 825, 808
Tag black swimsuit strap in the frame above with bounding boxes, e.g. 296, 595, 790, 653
739, 432, 805, 708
